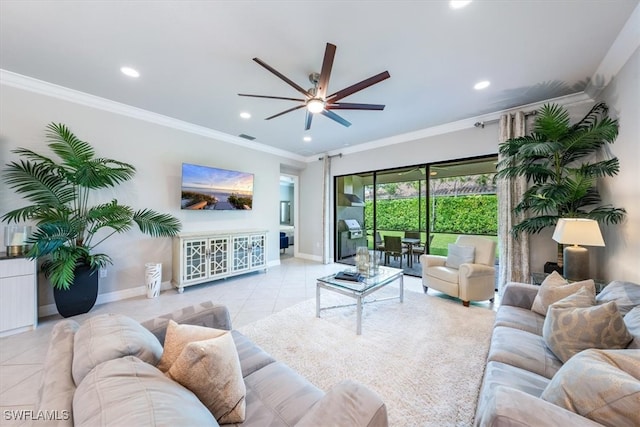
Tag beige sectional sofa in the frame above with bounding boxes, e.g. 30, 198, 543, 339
36, 301, 388, 427
474, 280, 640, 426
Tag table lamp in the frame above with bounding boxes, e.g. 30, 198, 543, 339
552, 218, 605, 281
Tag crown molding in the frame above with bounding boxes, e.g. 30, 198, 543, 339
0, 69, 307, 163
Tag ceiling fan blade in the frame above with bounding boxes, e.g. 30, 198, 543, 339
305, 110, 313, 130
253, 58, 312, 98
327, 71, 391, 103
238, 93, 306, 102
327, 102, 385, 110
265, 104, 306, 120
316, 43, 336, 100
321, 109, 351, 127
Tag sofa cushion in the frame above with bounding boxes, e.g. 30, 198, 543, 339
141, 300, 232, 345
543, 289, 633, 363
72, 314, 163, 385
167, 332, 246, 424
297, 380, 388, 427
487, 326, 563, 379
596, 281, 640, 316
156, 319, 226, 372
36, 319, 79, 427
445, 243, 475, 269
475, 361, 550, 423
73, 355, 218, 427
541, 349, 640, 427
495, 305, 545, 335
531, 271, 595, 316
625, 307, 640, 349
243, 361, 324, 426
232, 330, 276, 377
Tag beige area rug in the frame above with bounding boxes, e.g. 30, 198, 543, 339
238, 288, 496, 426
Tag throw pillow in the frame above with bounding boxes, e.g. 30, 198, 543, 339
445, 244, 475, 269
74, 356, 217, 427
156, 319, 227, 372
596, 280, 640, 316
167, 333, 246, 424
542, 289, 633, 363
531, 271, 595, 316
72, 313, 163, 385
541, 349, 640, 427
624, 307, 640, 349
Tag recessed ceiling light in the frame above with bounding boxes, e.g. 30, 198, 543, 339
120, 66, 140, 78
240, 112, 251, 119
303, 136, 312, 142
474, 80, 490, 90
450, 1, 472, 9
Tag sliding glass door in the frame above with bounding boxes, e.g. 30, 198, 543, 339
335, 155, 497, 277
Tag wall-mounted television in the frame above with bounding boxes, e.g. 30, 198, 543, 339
181, 163, 254, 210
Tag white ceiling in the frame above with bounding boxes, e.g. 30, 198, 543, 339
1, 1, 638, 159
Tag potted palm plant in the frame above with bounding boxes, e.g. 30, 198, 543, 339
2, 123, 182, 317
496, 102, 626, 269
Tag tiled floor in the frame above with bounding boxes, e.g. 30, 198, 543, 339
0, 256, 489, 425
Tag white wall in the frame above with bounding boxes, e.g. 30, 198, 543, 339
597, 46, 640, 283
0, 85, 305, 308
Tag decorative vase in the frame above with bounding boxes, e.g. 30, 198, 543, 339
53, 264, 98, 318
145, 262, 162, 298
356, 247, 370, 274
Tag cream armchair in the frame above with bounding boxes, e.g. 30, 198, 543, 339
419, 235, 496, 307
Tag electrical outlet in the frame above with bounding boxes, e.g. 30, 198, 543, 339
99, 267, 107, 278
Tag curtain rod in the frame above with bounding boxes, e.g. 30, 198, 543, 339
318, 153, 343, 161
474, 110, 537, 129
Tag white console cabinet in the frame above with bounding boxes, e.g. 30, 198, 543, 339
0, 254, 37, 337
172, 230, 267, 292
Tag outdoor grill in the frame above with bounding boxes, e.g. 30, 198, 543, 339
339, 219, 364, 239
337, 219, 366, 260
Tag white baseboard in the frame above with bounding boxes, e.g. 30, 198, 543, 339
38, 280, 173, 318
296, 252, 324, 262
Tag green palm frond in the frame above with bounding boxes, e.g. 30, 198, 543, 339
133, 209, 182, 237
534, 104, 570, 141
584, 206, 626, 225
46, 123, 95, 165
71, 158, 136, 189
86, 201, 134, 236
511, 216, 559, 237
2, 159, 74, 207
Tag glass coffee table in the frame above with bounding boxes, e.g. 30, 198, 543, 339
316, 267, 404, 335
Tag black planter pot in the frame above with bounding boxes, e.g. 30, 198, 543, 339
53, 264, 99, 318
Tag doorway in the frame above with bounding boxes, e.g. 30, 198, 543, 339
279, 174, 297, 259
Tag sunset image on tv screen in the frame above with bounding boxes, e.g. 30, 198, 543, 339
181, 163, 254, 210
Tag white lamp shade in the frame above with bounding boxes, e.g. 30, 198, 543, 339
552, 218, 605, 247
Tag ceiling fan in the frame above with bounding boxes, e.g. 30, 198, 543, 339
238, 43, 390, 130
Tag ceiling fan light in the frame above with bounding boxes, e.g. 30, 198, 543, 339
307, 98, 325, 114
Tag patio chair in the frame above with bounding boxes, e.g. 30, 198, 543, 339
375, 232, 385, 260
383, 235, 408, 267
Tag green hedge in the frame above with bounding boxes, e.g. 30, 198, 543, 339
364, 194, 497, 235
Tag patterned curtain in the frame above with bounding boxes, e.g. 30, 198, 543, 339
322, 154, 331, 264
497, 112, 530, 291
